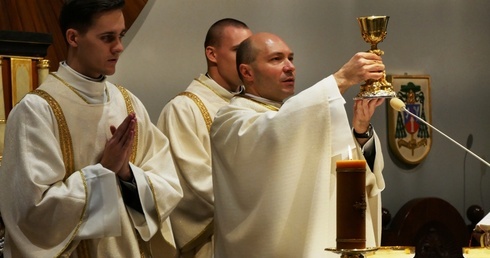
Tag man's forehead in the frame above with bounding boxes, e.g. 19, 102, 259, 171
259, 39, 293, 55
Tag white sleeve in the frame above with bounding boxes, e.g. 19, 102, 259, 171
317, 76, 356, 158
75, 164, 121, 239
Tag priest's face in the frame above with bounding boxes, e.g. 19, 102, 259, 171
212, 26, 253, 91
248, 33, 296, 102
66, 9, 126, 78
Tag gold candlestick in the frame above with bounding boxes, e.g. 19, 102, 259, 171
354, 15, 396, 100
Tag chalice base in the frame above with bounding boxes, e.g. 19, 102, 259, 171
325, 247, 378, 258
354, 79, 396, 100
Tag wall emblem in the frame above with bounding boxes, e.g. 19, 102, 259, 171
387, 75, 432, 165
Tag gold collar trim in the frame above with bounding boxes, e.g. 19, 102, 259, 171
236, 95, 280, 111
194, 77, 231, 103
51, 73, 109, 104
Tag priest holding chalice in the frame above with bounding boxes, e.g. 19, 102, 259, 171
326, 15, 396, 258
210, 30, 386, 258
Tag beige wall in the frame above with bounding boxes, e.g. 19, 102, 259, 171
111, 0, 490, 221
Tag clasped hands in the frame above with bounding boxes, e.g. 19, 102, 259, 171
100, 112, 136, 181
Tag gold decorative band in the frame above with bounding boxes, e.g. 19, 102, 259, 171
178, 92, 212, 132
36, 59, 50, 69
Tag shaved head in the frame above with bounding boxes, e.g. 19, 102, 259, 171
236, 32, 286, 81
236, 32, 295, 102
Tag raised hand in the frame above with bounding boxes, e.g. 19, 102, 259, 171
333, 52, 385, 94
352, 98, 384, 145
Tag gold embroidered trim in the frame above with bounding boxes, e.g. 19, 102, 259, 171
180, 219, 214, 254
116, 86, 138, 163
175, 90, 215, 253
173, 90, 215, 252
236, 95, 280, 111
51, 73, 88, 104
29, 90, 89, 257
29, 90, 75, 177
146, 177, 175, 251
74, 170, 90, 257
116, 86, 145, 257
178, 92, 212, 132
54, 171, 89, 258
51, 73, 110, 104
195, 77, 229, 103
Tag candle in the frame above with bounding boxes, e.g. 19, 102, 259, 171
336, 160, 366, 169
336, 157, 367, 250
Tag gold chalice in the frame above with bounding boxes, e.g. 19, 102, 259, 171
354, 16, 395, 99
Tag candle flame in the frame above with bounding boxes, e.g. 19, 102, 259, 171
348, 145, 353, 160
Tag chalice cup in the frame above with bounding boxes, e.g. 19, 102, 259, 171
354, 16, 396, 99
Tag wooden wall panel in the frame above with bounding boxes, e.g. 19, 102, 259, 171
0, 0, 147, 72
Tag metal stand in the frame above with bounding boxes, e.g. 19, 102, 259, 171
325, 247, 378, 258
0, 216, 4, 257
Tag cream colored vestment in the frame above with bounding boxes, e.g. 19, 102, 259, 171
0, 64, 183, 257
211, 76, 385, 258
157, 74, 234, 257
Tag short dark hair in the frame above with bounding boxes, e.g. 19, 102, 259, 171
204, 18, 248, 48
236, 37, 257, 81
59, 0, 125, 40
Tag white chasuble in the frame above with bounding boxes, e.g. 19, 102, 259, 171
211, 76, 385, 258
157, 74, 234, 257
0, 64, 182, 258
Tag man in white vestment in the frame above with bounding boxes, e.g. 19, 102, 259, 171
211, 32, 386, 257
157, 19, 252, 257
0, 0, 182, 257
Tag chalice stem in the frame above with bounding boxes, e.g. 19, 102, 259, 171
371, 44, 378, 52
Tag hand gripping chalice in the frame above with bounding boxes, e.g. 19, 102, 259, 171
354, 16, 396, 99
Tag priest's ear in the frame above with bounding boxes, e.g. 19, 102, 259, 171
205, 46, 217, 63
239, 63, 253, 83
66, 28, 80, 47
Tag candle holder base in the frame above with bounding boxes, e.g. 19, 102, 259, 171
325, 247, 378, 258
